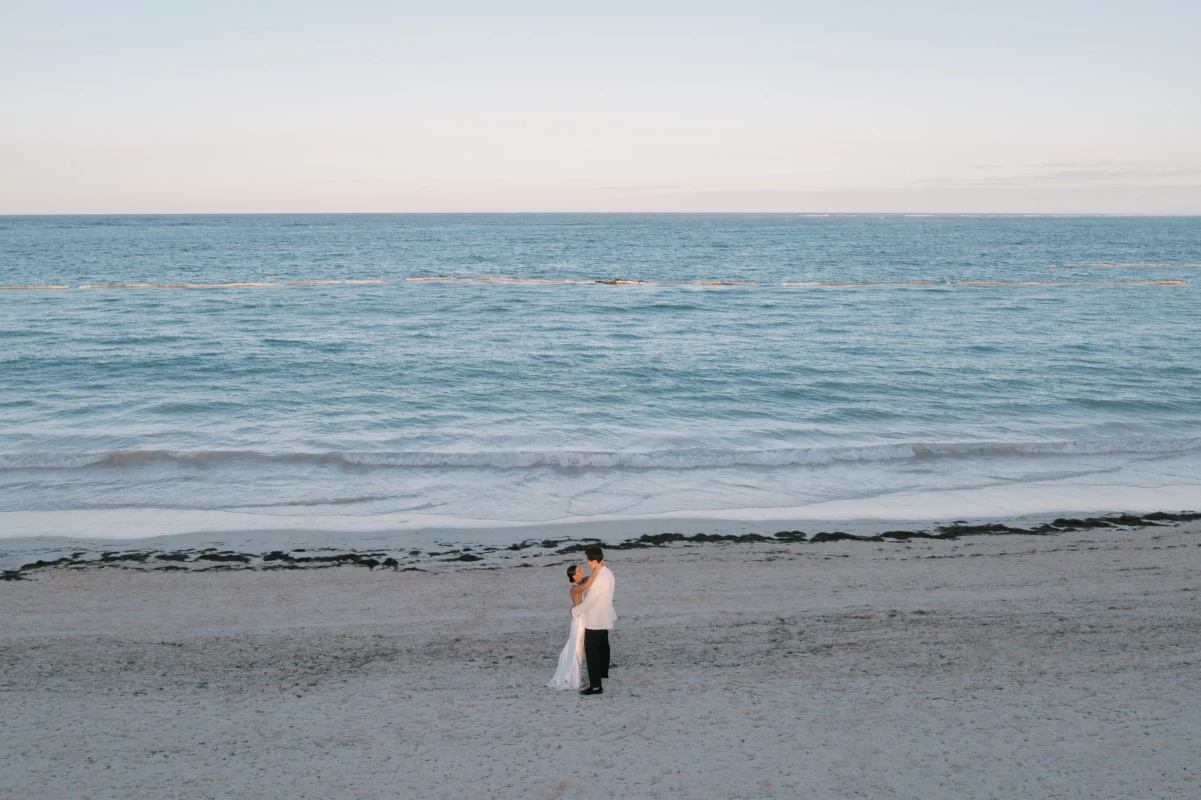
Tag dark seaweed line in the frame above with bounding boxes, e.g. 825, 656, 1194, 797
549, 511, 1201, 554
3, 511, 1198, 581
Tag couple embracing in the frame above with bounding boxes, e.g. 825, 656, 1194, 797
548, 546, 615, 696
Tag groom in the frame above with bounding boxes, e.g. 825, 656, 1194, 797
571, 546, 616, 696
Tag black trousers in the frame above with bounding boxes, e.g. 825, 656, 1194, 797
583, 628, 610, 689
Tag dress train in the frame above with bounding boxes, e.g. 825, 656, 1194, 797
548, 614, 585, 690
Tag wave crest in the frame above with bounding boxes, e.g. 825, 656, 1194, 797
2, 438, 1199, 472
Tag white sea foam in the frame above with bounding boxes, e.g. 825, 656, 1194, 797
2, 482, 1198, 542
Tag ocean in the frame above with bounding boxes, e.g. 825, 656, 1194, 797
2, 214, 1199, 541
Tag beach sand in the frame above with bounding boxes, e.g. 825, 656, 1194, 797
3, 523, 1200, 799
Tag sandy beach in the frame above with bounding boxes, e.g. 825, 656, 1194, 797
3, 520, 1199, 799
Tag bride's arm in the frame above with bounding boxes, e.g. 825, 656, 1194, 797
569, 570, 599, 607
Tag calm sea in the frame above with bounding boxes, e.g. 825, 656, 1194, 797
2, 214, 1199, 539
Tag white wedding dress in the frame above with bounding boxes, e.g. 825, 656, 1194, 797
548, 612, 586, 690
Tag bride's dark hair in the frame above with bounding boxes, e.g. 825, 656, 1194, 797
566, 565, 579, 582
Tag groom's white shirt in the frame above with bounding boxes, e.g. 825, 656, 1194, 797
571, 565, 616, 630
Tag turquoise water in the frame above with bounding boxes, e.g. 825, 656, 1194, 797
1, 214, 1199, 536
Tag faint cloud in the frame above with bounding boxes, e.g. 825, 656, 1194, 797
920, 161, 1201, 187
543, 185, 686, 193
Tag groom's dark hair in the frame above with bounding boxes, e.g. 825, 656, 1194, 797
584, 546, 604, 563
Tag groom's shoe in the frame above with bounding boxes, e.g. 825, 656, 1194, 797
579, 687, 603, 696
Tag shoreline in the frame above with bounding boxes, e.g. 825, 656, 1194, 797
5, 509, 1197, 580
4, 478, 1199, 545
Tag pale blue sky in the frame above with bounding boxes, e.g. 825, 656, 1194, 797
3, 1, 1199, 213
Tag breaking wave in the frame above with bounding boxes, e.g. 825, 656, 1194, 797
3, 438, 1200, 472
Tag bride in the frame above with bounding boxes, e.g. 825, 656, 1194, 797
548, 564, 597, 690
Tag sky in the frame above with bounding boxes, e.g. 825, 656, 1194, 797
2, 1, 1199, 214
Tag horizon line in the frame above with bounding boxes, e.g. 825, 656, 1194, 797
4, 211, 1201, 218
